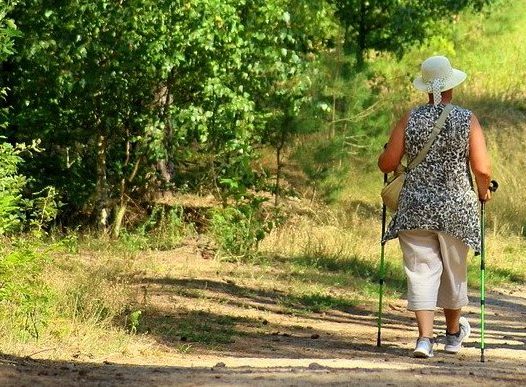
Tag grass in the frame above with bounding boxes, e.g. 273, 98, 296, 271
138, 309, 242, 346
0, 238, 128, 358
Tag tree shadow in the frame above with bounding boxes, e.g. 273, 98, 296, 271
138, 276, 365, 316
4, 270, 526, 384
115, 239, 526, 363
132, 274, 526, 357
131, 274, 417, 356
134, 303, 420, 361
275, 253, 407, 294
138, 308, 257, 346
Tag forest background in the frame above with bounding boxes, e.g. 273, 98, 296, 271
1, 0, 526, 362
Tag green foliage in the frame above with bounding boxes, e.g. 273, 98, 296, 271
329, 0, 497, 66
0, 0, 508, 241
126, 310, 142, 334
0, 1, 20, 129
120, 205, 186, 251
6, 0, 190, 215
0, 141, 27, 234
0, 243, 52, 340
0, 2, 19, 60
291, 51, 391, 202
2, 3, 59, 237
211, 199, 272, 259
3, 0, 334, 229
0, 5, 60, 342
0, 139, 58, 235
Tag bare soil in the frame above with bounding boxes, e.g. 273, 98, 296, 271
1, 246, 526, 386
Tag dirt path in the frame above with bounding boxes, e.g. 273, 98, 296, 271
2, 283, 526, 386
0, 247, 526, 387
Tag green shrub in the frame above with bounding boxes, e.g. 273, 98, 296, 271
120, 205, 186, 251
211, 199, 272, 259
0, 243, 52, 340
0, 141, 27, 234
0, 140, 59, 236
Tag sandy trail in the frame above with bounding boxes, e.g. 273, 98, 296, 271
1, 283, 525, 386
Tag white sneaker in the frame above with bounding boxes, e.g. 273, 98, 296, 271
444, 316, 471, 353
413, 337, 434, 358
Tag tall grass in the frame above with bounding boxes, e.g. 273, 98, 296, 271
0, 236, 140, 358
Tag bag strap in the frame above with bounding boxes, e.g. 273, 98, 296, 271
407, 104, 454, 170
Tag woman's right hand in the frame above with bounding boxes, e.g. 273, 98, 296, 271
479, 189, 491, 202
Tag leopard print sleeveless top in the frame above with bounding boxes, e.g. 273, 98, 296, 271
383, 103, 481, 253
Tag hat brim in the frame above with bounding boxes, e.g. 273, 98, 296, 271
413, 69, 467, 92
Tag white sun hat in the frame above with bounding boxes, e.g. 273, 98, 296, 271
413, 55, 467, 106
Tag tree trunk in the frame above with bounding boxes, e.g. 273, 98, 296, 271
343, 23, 351, 55
95, 133, 109, 232
113, 203, 127, 238
113, 171, 128, 238
274, 119, 288, 207
112, 135, 142, 238
275, 144, 282, 207
356, 0, 367, 69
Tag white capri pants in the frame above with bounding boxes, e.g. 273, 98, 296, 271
398, 229, 469, 311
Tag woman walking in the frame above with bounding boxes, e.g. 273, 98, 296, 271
378, 56, 491, 358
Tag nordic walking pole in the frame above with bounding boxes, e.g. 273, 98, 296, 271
377, 172, 388, 347
480, 179, 499, 363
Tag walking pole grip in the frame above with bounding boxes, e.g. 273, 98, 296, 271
489, 180, 498, 193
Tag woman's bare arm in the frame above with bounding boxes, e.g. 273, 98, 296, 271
469, 114, 491, 201
378, 112, 409, 173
